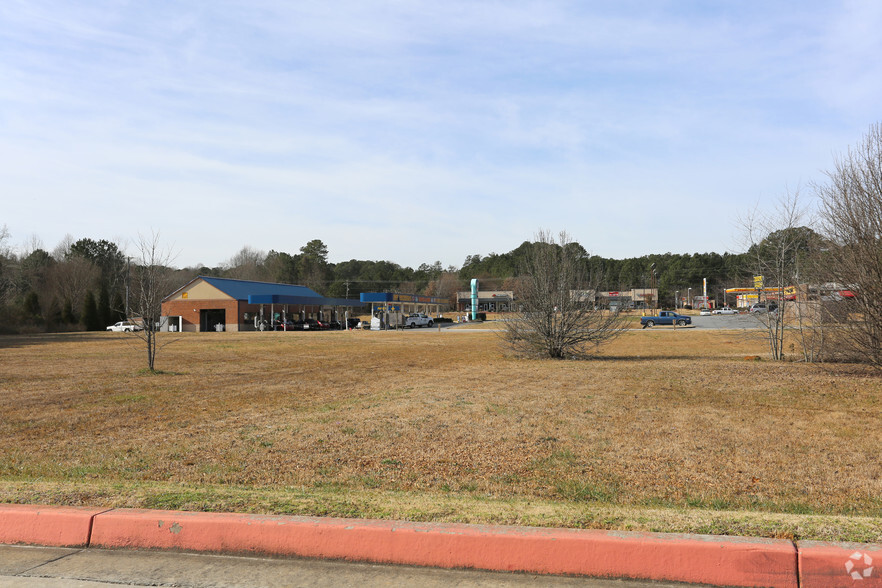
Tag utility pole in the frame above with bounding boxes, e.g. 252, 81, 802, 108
125, 256, 131, 318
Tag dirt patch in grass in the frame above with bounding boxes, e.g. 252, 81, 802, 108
1, 329, 880, 542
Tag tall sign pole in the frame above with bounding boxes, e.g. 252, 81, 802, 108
470, 279, 479, 321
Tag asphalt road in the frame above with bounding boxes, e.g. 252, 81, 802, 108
392, 313, 768, 332
679, 313, 766, 330
0, 545, 700, 587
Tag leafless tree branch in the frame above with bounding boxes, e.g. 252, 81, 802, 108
501, 230, 625, 359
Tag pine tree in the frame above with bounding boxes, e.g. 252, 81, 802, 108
61, 298, 75, 324
21, 291, 42, 323
46, 298, 63, 331
111, 291, 126, 322
81, 291, 101, 331
97, 283, 111, 327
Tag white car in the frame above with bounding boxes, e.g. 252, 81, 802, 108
713, 307, 738, 315
699, 307, 712, 316
404, 313, 434, 328
106, 321, 142, 332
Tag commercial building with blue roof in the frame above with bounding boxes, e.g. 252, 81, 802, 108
162, 276, 364, 332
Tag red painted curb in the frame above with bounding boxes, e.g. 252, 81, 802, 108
798, 540, 882, 587
0, 504, 105, 547
90, 509, 798, 587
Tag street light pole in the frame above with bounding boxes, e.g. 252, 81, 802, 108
688, 287, 692, 308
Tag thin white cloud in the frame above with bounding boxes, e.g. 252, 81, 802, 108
1, 1, 880, 268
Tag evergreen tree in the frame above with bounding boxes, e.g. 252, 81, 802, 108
21, 291, 42, 323
61, 298, 75, 324
97, 282, 111, 327
81, 291, 101, 331
46, 297, 63, 332
111, 291, 126, 322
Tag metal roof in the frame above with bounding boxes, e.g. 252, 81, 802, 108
360, 292, 448, 305
201, 276, 321, 300
172, 276, 363, 307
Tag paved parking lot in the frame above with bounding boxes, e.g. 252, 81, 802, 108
688, 313, 765, 329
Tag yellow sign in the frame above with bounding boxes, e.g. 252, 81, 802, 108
753, 275, 764, 290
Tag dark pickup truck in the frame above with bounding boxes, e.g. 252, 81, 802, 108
640, 311, 691, 328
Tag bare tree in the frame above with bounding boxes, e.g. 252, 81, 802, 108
223, 246, 267, 281
0, 225, 14, 308
19, 233, 44, 258
425, 271, 461, 305
501, 230, 625, 359
740, 192, 821, 361
815, 122, 882, 367
51, 234, 75, 261
0, 225, 10, 256
44, 255, 100, 321
129, 231, 178, 372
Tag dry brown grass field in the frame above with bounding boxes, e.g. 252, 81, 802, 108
1, 325, 880, 542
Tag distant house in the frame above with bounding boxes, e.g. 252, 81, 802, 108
161, 276, 363, 332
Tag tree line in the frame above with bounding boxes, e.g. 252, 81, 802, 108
461, 244, 752, 308
3, 121, 882, 367
0, 229, 757, 335
501, 123, 882, 365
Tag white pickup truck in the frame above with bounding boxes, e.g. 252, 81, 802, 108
106, 321, 142, 332
404, 313, 434, 328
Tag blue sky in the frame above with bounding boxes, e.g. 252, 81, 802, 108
2, 1, 881, 269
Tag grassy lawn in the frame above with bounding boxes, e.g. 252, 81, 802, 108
1, 328, 880, 542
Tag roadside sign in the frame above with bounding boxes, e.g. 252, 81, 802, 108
753, 275, 764, 290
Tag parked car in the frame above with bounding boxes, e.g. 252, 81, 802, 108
699, 307, 712, 316
749, 303, 778, 314
404, 313, 434, 328
346, 318, 362, 329
713, 307, 738, 315
304, 318, 324, 330
640, 311, 692, 328
106, 321, 142, 332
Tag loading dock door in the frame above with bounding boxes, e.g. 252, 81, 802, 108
200, 309, 226, 332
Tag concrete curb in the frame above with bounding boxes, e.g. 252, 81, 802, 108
798, 540, 881, 587
2, 504, 880, 586
0, 504, 107, 547
87, 508, 797, 587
